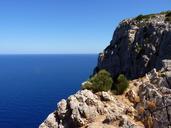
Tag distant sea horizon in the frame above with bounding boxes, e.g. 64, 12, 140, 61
0, 53, 98, 55
0, 54, 97, 128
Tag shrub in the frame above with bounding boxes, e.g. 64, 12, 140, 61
81, 81, 93, 90
164, 11, 171, 23
135, 14, 155, 21
82, 70, 113, 92
165, 11, 171, 17
160, 10, 171, 15
135, 14, 144, 21
115, 74, 129, 94
89, 70, 113, 92
165, 17, 171, 23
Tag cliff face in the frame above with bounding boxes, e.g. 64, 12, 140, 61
40, 11, 171, 128
95, 12, 171, 79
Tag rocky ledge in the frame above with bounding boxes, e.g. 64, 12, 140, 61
39, 69, 171, 128
40, 68, 171, 128
39, 87, 143, 128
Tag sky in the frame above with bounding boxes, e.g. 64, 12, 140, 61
0, 0, 171, 54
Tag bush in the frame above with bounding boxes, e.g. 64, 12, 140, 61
135, 14, 144, 21
81, 81, 93, 90
115, 74, 129, 94
84, 70, 113, 92
135, 14, 156, 22
90, 70, 113, 92
164, 11, 171, 23
165, 11, 171, 17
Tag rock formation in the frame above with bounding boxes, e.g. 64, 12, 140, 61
39, 68, 171, 128
39, 89, 144, 128
40, 11, 171, 128
95, 12, 171, 79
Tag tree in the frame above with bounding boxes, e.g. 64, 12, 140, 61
115, 74, 129, 94
82, 69, 113, 92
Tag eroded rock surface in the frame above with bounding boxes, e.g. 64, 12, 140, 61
95, 12, 171, 79
39, 90, 144, 128
134, 69, 171, 128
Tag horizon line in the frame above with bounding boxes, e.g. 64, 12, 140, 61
0, 53, 99, 55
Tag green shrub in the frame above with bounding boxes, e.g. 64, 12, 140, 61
81, 81, 93, 90
163, 11, 171, 23
165, 11, 171, 17
135, 14, 155, 22
85, 70, 113, 92
160, 10, 171, 15
135, 14, 144, 21
165, 17, 171, 22
115, 74, 129, 95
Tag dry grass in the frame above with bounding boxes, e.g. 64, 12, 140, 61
147, 100, 156, 109
138, 107, 145, 114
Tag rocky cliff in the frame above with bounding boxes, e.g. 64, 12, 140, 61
40, 11, 171, 128
95, 11, 171, 79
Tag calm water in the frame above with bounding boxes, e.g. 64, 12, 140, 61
0, 54, 97, 128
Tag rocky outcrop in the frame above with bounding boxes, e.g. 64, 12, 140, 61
40, 68, 171, 128
39, 90, 144, 128
133, 69, 171, 128
40, 11, 171, 128
95, 12, 171, 79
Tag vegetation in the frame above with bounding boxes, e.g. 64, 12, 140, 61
144, 115, 154, 128
114, 74, 129, 95
82, 70, 129, 95
160, 11, 171, 15
81, 81, 93, 90
82, 70, 113, 92
147, 100, 156, 109
135, 11, 171, 23
138, 106, 145, 115
135, 14, 155, 21
160, 10, 171, 23
135, 15, 144, 21
165, 11, 171, 17
165, 17, 171, 23
135, 43, 142, 54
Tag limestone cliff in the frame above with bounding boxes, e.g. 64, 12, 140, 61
95, 11, 171, 79
40, 11, 171, 128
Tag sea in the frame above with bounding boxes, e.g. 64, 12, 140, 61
0, 54, 97, 128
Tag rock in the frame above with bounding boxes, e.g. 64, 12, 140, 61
103, 112, 121, 124
39, 113, 58, 128
100, 91, 111, 101
126, 90, 137, 103
57, 99, 67, 119
135, 70, 171, 128
40, 89, 142, 128
94, 12, 171, 79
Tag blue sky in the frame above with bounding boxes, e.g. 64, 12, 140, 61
0, 0, 171, 54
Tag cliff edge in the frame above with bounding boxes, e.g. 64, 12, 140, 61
40, 11, 171, 128
95, 11, 171, 79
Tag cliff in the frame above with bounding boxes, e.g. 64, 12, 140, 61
95, 11, 171, 79
40, 11, 171, 128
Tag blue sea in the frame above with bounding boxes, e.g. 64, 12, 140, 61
0, 54, 97, 128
